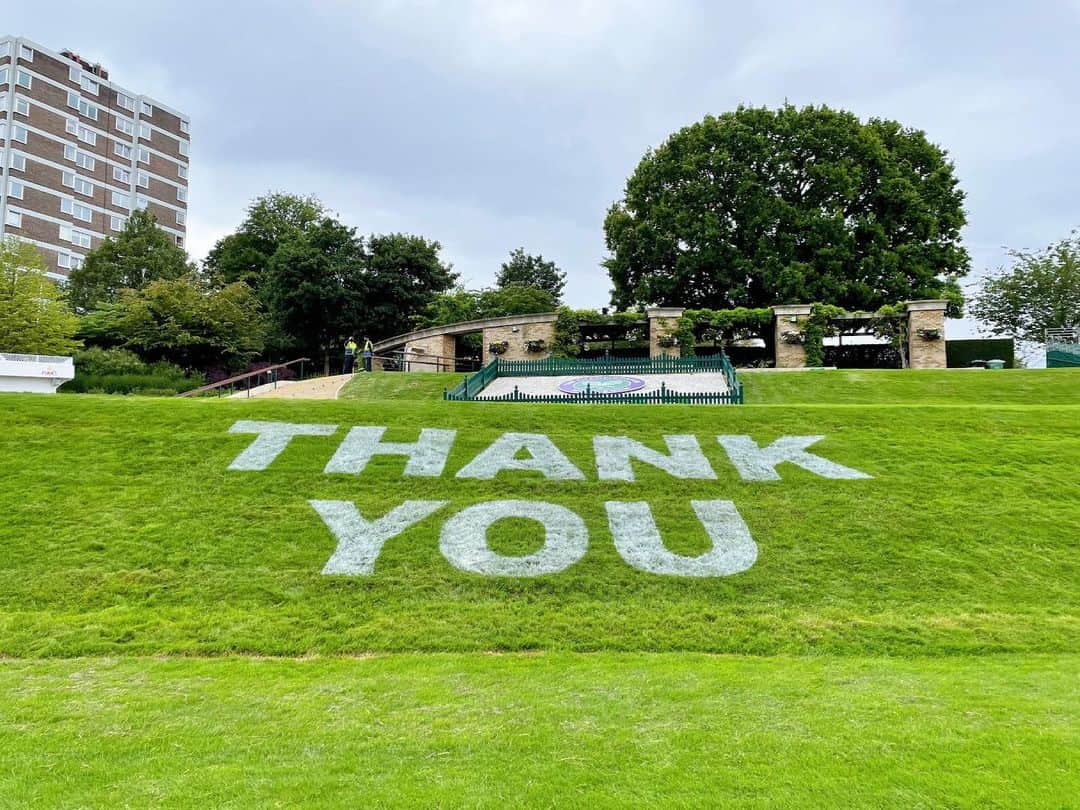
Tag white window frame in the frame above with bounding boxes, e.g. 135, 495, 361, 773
140, 100, 153, 116
115, 115, 135, 136
4, 210, 21, 228
180, 119, 189, 134
11, 124, 28, 144
15, 69, 32, 89
68, 65, 81, 83
74, 177, 94, 196
58, 252, 84, 271
8, 180, 24, 200
175, 235, 184, 248
115, 142, 132, 160
81, 75, 99, 95
137, 147, 150, 165
178, 139, 189, 157
19, 45, 33, 61
137, 170, 149, 189
117, 92, 135, 112
175, 209, 186, 226
113, 166, 131, 183
111, 191, 131, 209
177, 164, 188, 179
61, 197, 93, 223
13, 96, 29, 116
10, 153, 26, 171
76, 152, 95, 171
138, 123, 151, 141
110, 215, 126, 232
0, 42, 10, 59
60, 226, 92, 249
135, 196, 150, 211
77, 125, 96, 145
0, 68, 7, 86
176, 186, 187, 202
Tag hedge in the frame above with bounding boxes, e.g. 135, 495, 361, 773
946, 339, 1015, 369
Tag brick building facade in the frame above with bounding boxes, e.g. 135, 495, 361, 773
0, 35, 189, 280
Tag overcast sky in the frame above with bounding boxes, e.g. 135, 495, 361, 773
7, 1, 1080, 336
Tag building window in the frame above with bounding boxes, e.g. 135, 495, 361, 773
4, 210, 21, 228
180, 119, 189, 134
177, 164, 188, 179
113, 166, 131, 183
178, 139, 189, 157
77, 125, 96, 145
60, 226, 93, 249
115, 115, 135, 136
76, 152, 95, 171
110, 215, 126, 231
0, 42, 10, 58
67, 92, 99, 120
137, 147, 150, 164
14, 96, 29, 116
62, 172, 94, 196
11, 124, 28, 144
117, 92, 135, 112
135, 196, 149, 211
175, 209, 186, 226
19, 45, 33, 61
68, 65, 81, 83
81, 75, 98, 95
0, 67, 8, 85
137, 171, 149, 189
61, 198, 93, 222
176, 186, 187, 202
115, 142, 132, 160
65, 118, 78, 135
175, 235, 184, 248
139, 123, 151, 141
8, 180, 24, 200
10, 153, 26, 171
16, 69, 32, 89
58, 253, 84, 271
111, 191, 131, 209
140, 100, 153, 116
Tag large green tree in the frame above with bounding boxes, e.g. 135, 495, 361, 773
363, 234, 458, 339
604, 105, 969, 314
496, 248, 566, 303
78, 275, 266, 370
67, 209, 192, 311
970, 232, 1080, 344
205, 193, 324, 289
415, 285, 557, 329
261, 217, 368, 372
0, 238, 80, 355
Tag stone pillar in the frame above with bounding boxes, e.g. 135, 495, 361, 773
482, 321, 556, 364
403, 333, 457, 372
772, 304, 813, 368
647, 307, 685, 358
906, 300, 948, 369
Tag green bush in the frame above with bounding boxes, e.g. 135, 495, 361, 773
62, 352, 205, 395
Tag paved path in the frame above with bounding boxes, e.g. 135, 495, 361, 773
230, 374, 355, 400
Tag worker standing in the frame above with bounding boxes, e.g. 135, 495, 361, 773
363, 337, 374, 373
343, 336, 359, 374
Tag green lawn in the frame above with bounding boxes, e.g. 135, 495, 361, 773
2, 654, 1075, 807
339, 370, 466, 400
1, 377, 1077, 805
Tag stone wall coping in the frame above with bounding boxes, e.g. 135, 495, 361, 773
771, 304, 813, 316
905, 300, 949, 312
645, 307, 686, 318
374, 312, 560, 352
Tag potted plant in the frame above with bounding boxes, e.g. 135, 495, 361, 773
780, 330, 805, 345
524, 339, 547, 354
916, 328, 942, 341
657, 334, 679, 348
488, 341, 509, 356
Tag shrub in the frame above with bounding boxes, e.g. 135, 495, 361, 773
72, 347, 146, 376
62, 353, 205, 395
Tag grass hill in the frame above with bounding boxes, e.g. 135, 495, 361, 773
1, 370, 1077, 806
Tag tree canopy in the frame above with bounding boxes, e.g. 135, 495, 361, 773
67, 209, 192, 311
77, 275, 267, 370
0, 238, 80, 355
604, 104, 969, 315
496, 248, 567, 303
970, 231, 1080, 344
415, 285, 558, 330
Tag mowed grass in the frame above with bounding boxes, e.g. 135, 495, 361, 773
1, 373, 1078, 806
339, 370, 466, 400
741, 367, 1079, 404
2, 654, 1076, 808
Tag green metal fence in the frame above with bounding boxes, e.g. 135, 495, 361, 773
444, 354, 743, 404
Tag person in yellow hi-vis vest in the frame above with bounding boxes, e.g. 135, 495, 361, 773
362, 338, 374, 372
343, 336, 359, 374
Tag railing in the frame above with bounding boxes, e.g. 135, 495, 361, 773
177, 357, 312, 398
444, 353, 743, 404
0, 353, 73, 364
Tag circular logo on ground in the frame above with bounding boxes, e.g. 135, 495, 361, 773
558, 375, 646, 394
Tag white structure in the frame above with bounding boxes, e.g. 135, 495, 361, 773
0, 352, 74, 393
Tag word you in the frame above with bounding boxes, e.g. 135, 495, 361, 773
226, 421, 872, 578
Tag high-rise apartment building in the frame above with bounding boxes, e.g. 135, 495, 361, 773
0, 35, 189, 280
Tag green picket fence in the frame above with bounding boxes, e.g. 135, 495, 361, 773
445, 353, 743, 404
473, 381, 742, 405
